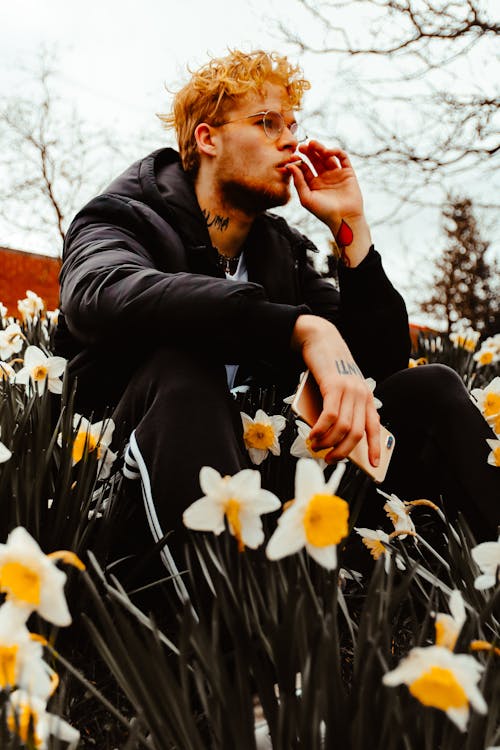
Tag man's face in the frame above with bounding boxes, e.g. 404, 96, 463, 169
211, 83, 300, 214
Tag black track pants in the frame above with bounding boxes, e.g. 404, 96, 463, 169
112, 353, 499, 566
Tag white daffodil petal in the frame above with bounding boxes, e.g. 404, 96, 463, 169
248, 447, 267, 465
38, 566, 71, 627
266, 516, 305, 560
240, 514, 265, 549
23, 346, 46, 369
0, 442, 11, 462
446, 706, 469, 733
46, 714, 80, 748
306, 543, 337, 570
325, 461, 347, 494
183, 497, 225, 534
46, 357, 67, 378
250, 490, 281, 514
473, 573, 496, 590
254, 409, 270, 424
295, 458, 324, 503
199, 466, 223, 496
229, 468, 261, 497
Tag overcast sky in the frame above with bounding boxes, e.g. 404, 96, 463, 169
1, 0, 498, 324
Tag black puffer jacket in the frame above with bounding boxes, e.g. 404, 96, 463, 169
55, 148, 411, 412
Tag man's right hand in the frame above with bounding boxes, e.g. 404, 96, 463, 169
291, 314, 381, 466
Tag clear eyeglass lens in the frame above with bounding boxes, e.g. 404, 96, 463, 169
263, 111, 306, 142
263, 111, 284, 139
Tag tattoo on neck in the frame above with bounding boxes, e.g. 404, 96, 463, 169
335, 359, 362, 377
203, 209, 230, 232
336, 219, 353, 268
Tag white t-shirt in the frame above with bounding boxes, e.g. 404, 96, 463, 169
224, 254, 248, 390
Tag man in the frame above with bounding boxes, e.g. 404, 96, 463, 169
55, 51, 498, 578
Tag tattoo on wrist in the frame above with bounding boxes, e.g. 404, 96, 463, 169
335, 359, 362, 377
336, 219, 353, 268
203, 209, 229, 232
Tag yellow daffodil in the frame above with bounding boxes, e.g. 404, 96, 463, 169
17, 290, 44, 323
473, 346, 497, 367
241, 409, 286, 465
183, 466, 281, 552
290, 420, 331, 469
471, 377, 500, 424
354, 527, 406, 573
7, 690, 80, 750
449, 327, 480, 352
470, 534, 500, 590
379, 490, 416, 539
14, 346, 66, 396
266, 459, 348, 570
0, 323, 24, 360
382, 645, 487, 732
0, 602, 55, 699
486, 438, 500, 468
45, 309, 59, 326
0, 527, 84, 626
434, 590, 466, 650
409, 357, 428, 368
58, 414, 116, 480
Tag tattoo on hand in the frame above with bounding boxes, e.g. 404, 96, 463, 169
336, 219, 353, 268
203, 209, 229, 232
335, 359, 362, 377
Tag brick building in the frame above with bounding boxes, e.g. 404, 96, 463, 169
0, 247, 61, 316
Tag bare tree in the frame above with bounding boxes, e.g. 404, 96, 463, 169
275, 0, 499, 202
0, 51, 126, 254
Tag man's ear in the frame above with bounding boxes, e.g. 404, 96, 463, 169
194, 123, 218, 157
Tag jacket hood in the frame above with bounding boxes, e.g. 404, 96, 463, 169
104, 147, 211, 250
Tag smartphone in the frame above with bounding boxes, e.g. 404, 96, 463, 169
291, 370, 395, 483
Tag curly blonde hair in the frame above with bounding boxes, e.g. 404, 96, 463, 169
158, 50, 310, 175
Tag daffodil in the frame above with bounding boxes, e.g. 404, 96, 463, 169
241, 409, 286, 465
354, 527, 406, 574
17, 290, 44, 322
45, 309, 59, 326
266, 459, 348, 570
0, 527, 85, 626
183, 466, 281, 552
434, 590, 466, 650
470, 535, 500, 590
290, 420, 331, 469
59, 415, 116, 480
14, 346, 66, 396
382, 645, 487, 732
0, 323, 24, 360
409, 357, 428, 368
486, 438, 500, 468
473, 346, 498, 367
471, 377, 500, 424
449, 327, 480, 352
7, 690, 80, 750
379, 490, 416, 538
0, 602, 56, 699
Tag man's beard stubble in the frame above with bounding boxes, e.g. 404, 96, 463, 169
219, 176, 291, 215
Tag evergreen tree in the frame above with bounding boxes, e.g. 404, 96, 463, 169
420, 196, 499, 336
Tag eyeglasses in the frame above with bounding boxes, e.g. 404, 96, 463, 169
217, 110, 307, 143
